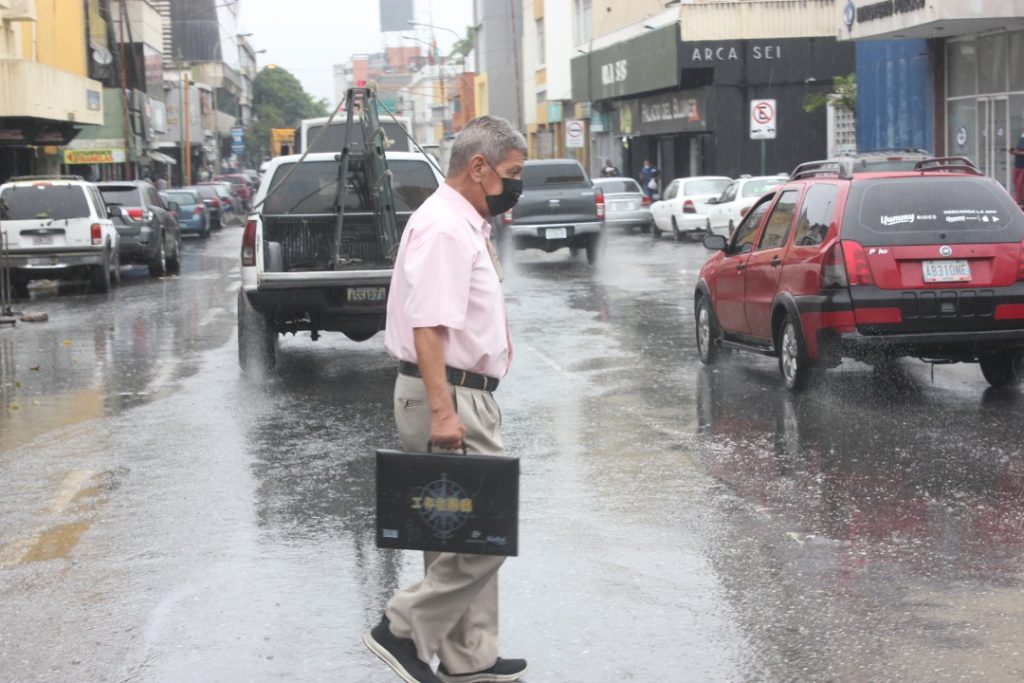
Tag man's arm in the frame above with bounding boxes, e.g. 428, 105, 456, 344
414, 326, 466, 450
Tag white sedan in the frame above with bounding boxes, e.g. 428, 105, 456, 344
698, 175, 788, 234
650, 176, 732, 241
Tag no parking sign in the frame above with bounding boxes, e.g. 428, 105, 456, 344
750, 99, 777, 140
565, 119, 585, 149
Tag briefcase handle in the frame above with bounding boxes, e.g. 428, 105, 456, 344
427, 440, 468, 455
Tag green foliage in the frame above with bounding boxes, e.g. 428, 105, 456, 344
803, 73, 857, 120
448, 26, 476, 61
247, 66, 330, 161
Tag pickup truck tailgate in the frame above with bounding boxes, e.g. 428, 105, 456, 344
513, 187, 597, 225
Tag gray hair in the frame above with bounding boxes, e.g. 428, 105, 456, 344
447, 116, 527, 175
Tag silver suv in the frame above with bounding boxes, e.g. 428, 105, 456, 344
0, 176, 120, 295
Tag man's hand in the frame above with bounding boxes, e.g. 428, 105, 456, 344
430, 408, 467, 451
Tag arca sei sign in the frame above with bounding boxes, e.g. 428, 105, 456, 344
688, 43, 783, 63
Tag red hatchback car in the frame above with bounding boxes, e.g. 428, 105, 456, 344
694, 157, 1024, 390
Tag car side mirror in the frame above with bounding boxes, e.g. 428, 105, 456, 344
167, 201, 180, 213
703, 234, 727, 251
706, 198, 718, 205
107, 206, 122, 219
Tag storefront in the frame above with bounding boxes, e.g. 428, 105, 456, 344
0, 118, 81, 181
573, 28, 854, 182
841, 0, 1024, 191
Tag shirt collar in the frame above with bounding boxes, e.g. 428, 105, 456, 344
438, 182, 491, 238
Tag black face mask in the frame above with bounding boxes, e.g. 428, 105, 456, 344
482, 164, 523, 217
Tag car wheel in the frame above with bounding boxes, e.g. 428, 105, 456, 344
728, 219, 735, 235
778, 314, 815, 391
585, 233, 603, 265
672, 217, 683, 242
148, 233, 167, 278
979, 350, 1024, 388
695, 296, 720, 365
343, 330, 377, 342
200, 218, 210, 239
89, 250, 112, 294
640, 220, 652, 234
237, 290, 276, 372
166, 232, 182, 275
111, 249, 122, 287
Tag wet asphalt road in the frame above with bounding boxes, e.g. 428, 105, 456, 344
1, 224, 1023, 682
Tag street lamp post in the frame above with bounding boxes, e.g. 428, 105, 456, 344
406, 20, 462, 136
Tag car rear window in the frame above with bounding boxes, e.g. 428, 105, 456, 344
683, 179, 731, 196
843, 177, 1024, 246
165, 191, 197, 204
263, 159, 438, 214
595, 179, 641, 194
742, 177, 785, 197
523, 163, 588, 188
0, 184, 91, 220
98, 186, 142, 206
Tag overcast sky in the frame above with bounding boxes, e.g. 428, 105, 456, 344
239, 0, 475, 106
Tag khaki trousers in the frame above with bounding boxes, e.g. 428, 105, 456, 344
385, 373, 506, 673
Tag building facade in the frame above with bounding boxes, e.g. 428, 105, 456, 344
840, 0, 1024, 193
473, 0, 523, 130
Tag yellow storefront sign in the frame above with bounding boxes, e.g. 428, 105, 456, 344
63, 149, 126, 164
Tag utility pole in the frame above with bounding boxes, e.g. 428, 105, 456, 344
183, 68, 192, 185
116, 0, 134, 179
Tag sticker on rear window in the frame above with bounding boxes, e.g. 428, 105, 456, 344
943, 209, 1000, 224
880, 213, 937, 226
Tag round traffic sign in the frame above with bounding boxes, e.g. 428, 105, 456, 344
753, 101, 775, 125
567, 120, 584, 139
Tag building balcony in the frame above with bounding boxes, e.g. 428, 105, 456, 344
0, 58, 104, 125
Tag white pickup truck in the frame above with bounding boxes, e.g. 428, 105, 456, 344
238, 151, 444, 369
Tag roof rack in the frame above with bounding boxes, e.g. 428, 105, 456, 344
912, 157, 982, 175
8, 174, 85, 182
789, 158, 854, 181
855, 147, 931, 156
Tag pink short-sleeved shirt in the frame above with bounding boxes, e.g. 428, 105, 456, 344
384, 182, 512, 378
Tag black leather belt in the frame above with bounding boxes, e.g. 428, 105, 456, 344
398, 361, 500, 392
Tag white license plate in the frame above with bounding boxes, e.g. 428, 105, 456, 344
33, 235, 53, 245
346, 286, 386, 303
546, 228, 567, 239
922, 259, 971, 283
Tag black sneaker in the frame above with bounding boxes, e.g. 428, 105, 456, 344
362, 615, 442, 683
437, 657, 528, 683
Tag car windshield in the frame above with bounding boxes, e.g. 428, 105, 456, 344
742, 177, 786, 197
165, 191, 196, 204
684, 179, 730, 196
0, 184, 90, 220
263, 159, 438, 214
98, 186, 141, 206
844, 177, 1024, 246
595, 179, 641, 194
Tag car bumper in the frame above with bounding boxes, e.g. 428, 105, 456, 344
604, 210, 651, 226
822, 327, 1024, 359
177, 217, 206, 234
247, 284, 389, 333
508, 221, 603, 251
116, 227, 158, 262
7, 249, 106, 276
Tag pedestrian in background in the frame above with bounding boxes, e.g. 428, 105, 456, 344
364, 115, 529, 683
640, 159, 659, 198
1011, 127, 1024, 204
600, 158, 620, 177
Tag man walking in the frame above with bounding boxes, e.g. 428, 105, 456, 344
640, 159, 658, 198
364, 116, 528, 683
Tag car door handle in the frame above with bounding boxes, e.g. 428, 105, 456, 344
770, 256, 782, 267
736, 263, 746, 272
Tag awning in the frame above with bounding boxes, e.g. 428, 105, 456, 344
146, 150, 177, 165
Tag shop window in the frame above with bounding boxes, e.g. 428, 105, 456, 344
947, 40, 977, 98
1010, 30, 1024, 92
978, 33, 1007, 95
947, 99, 977, 162
536, 18, 545, 67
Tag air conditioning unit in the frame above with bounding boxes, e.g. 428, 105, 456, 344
6, 0, 36, 22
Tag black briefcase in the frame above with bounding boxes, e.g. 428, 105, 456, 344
375, 448, 519, 556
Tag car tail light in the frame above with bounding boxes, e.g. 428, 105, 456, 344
821, 242, 848, 288
683, 199, 696, 214
90, 223, 103, 246
192, 206, 204, 217
596, 192, 605, 219
641, 195, 651, 207
124, 207, 152, 222
841, 240, 875, 286
502, 209, 513, 224
241, 219, 258, 266
210, 197, 221, 208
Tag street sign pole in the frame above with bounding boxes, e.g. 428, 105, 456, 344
761, 140, 766, 176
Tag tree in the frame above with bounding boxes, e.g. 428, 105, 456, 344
803, 73, 857, 121
448, 26, 476, 62
247, 65, 329, 161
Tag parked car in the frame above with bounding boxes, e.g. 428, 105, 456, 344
650, 175, 731, 240
592, 177, 652, 233
239, 151, 444, 369
699, 174, 788, 234
0, 175, 120, 295
501, 159, 605, 264
694, 156, 1024, 391
198, 181, 239, 217
97, 180, 181, 277
213, 173, 253, 211
161, 189, 209, 238
187, 185, 225, 229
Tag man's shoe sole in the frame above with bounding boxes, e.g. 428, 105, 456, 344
437, 665, 528, 683
362, 630, 426, 683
